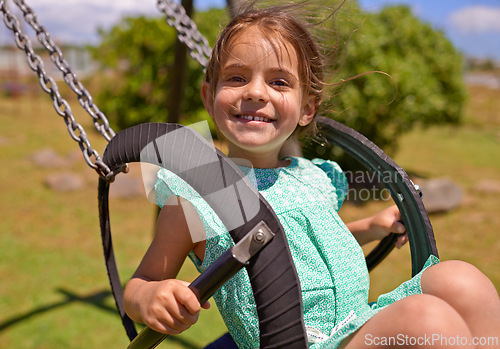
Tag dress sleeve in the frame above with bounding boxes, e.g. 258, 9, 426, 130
155, 168, 199, 208
311, 158, 349, 210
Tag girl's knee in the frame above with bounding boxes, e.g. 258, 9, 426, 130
398, 294, 466, 329
425, 260, 481, 277
348, 295, 472, 348
421, 260, 496, 301
380, 295, 469, 332
395, 295, 474, 342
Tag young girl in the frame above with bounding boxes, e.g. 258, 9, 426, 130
123, 3, 500, 348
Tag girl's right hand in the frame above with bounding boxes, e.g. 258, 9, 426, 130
137, 279, 210, 335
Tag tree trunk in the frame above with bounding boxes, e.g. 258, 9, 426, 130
167, 0, 193, 123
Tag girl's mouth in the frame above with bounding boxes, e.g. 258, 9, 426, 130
235, 114, 272, 123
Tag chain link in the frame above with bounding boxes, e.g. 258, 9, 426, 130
1, 0, 213, 177
0, 0, 112, 177
12, 0, 116, 143
156, 0, 212, 68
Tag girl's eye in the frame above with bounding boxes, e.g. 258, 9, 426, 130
227, 76, 245, 83
271, 79, 289, 87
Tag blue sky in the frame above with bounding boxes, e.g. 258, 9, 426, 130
359, 0, 500, 60
195, 0, 500, 60
1, 0, 500, 60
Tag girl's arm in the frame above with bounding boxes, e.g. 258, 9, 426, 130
346, 205, 408, 248
123, 195, 209, 335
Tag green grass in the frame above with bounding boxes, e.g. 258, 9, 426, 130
0, 95, 226, 348
1, 83, 499, 347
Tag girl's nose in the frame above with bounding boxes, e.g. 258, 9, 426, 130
243, 78, 269, 103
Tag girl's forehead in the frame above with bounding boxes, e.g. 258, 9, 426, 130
223, 29, 298, 69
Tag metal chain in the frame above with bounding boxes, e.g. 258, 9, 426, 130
0, 0, 112, 177
12, 0, 115, 143
156, 0, 212, 68
0, 0, 212, 177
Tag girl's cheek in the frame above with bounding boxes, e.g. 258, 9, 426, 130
222, 88, 240, 98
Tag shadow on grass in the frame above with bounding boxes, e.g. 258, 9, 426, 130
0, 287, 201, 349
0, 287, 115, 332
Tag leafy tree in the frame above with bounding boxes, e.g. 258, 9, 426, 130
90, 9, 228, 130
317, 5, 466, 162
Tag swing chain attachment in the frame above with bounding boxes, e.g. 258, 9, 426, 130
0, 0, 118, 179
9, 0, 116, 143
156, 0, 212, 68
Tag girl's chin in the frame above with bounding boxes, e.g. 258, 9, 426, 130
231, 142, 271, 151
227, 139, 284, 155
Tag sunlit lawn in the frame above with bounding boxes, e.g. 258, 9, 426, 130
0, 83, 499, 348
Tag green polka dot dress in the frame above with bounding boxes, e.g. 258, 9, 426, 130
155, 157, 439, 348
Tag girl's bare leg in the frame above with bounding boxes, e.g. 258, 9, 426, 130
344, 294, 474, 348
421, 260, 500, 348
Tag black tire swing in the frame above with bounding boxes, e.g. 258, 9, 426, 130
98, 117, 439, 349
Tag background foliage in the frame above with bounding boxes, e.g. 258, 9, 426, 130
327, 5, 466, 157
90, 9, 228, 130
91, 4, 466, 164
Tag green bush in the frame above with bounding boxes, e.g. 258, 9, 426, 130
323, 5, 466, 164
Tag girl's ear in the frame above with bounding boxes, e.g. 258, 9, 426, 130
299, 94, 317, 127
201, 81, 214, 116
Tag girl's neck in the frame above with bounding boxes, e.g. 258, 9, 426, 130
227, 147, 288, 169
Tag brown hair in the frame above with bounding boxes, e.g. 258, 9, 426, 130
204, 3, 335, 135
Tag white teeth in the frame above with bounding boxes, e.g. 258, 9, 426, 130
237, 115, 271, 122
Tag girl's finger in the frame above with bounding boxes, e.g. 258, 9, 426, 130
396, 233, 408, 249
392, 221, 406, 234
159, 302, 199, 328
159, 322, 186, 335
172, 286, 202, 316
146, 313, 189, 334
201, 300, 211, 309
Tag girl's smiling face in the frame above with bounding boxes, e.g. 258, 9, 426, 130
201, 28, 316, 167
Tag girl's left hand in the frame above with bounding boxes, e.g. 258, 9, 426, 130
369, 205, 408, 249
